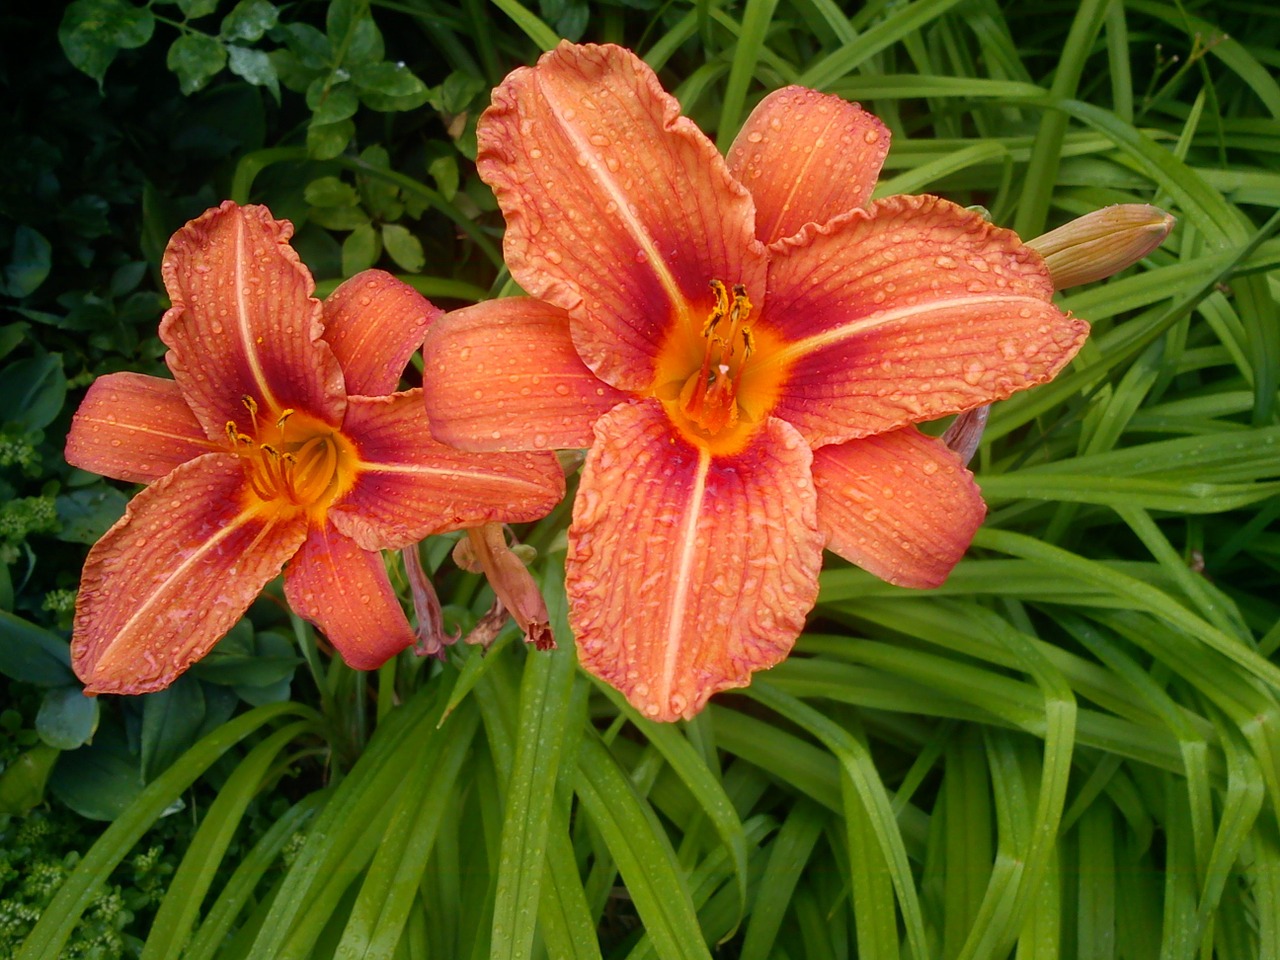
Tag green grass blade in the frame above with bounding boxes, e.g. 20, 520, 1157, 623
340, 701, 480, 959
714, 0, 781, 149
141, 719, 320, 960
576, 732, 713, 960
798, 0, 967, 90
490, 563, 579, 960
738, 799, 824, 960
747, 682, 930, 959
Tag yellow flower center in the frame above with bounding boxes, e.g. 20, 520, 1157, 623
652, 280, 788, 456
225, 397, 356, 515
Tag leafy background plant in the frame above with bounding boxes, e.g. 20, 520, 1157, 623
3, 0, 1279, 957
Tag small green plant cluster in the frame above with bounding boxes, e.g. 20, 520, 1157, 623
0, 811, 174, 958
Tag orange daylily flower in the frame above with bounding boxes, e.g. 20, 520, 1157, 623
422, 43, 1089, 721
66, 201, 564, 695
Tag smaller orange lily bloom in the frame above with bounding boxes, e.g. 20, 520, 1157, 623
423, 43, 1090, 722
66, 201, 564, 695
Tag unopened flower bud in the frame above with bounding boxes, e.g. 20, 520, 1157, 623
1027, 204, 1174, 290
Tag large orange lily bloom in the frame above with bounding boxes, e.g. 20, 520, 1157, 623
66, 201, 564, 695
422, 43, 1089, 721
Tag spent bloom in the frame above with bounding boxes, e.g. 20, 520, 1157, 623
423, 43, 1091, 721
66, 201, 564, 695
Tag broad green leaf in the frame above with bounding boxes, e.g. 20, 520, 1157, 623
4, 226, 52, 298
35, 685, 99, 750
58, 0, 156, 86
305, 175, 360, 207
167, 33, 227, 94
0, 744, 60, 816
343, 223, 381, 275
55, 486, 129, 545
228, 45, 279, 100
328, 0, 384, 65
220, 0, 277, 41
307, 118, 355, 160
307, 79, 359, 124
48, 722, 144, 821
380, 224, 425, 273
5, 352, 66, 430
0, 610, 74, 686
177, 0, 219, 16
141, 675, 208, 781
352, 62, 430, 112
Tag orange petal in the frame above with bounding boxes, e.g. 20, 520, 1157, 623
421, 297, 628, 451
812, 428, 986, 588
727, 87, 889, 245
323, 269, 441, 397
762, 195, 1088, 444
72, 455, 309, 695
160, 201, 345, 434
567, 400, 822, 722
284, 520, 415, 669
65, 372, 216, 483
478, 41, 766, 392
330, 390, 565, 549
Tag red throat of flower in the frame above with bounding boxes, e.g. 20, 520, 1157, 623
225, 396, 356, 514
654, 279, 788, 456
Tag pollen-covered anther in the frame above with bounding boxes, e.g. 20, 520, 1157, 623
678, 279, 755, 436
225, 401, 351, 509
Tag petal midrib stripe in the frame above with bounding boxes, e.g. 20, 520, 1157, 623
768, 294, 1051, 367
233, 213, 281, 412
539, 75, 686, 313
659, 446, 711, 711
98, 506, 283, 670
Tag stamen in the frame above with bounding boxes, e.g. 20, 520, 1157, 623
258, 445, 286, 499
702, 279, 730, 337
288, 436, 338, 504
678, 279, 756, 436
229, 404, 347, 510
